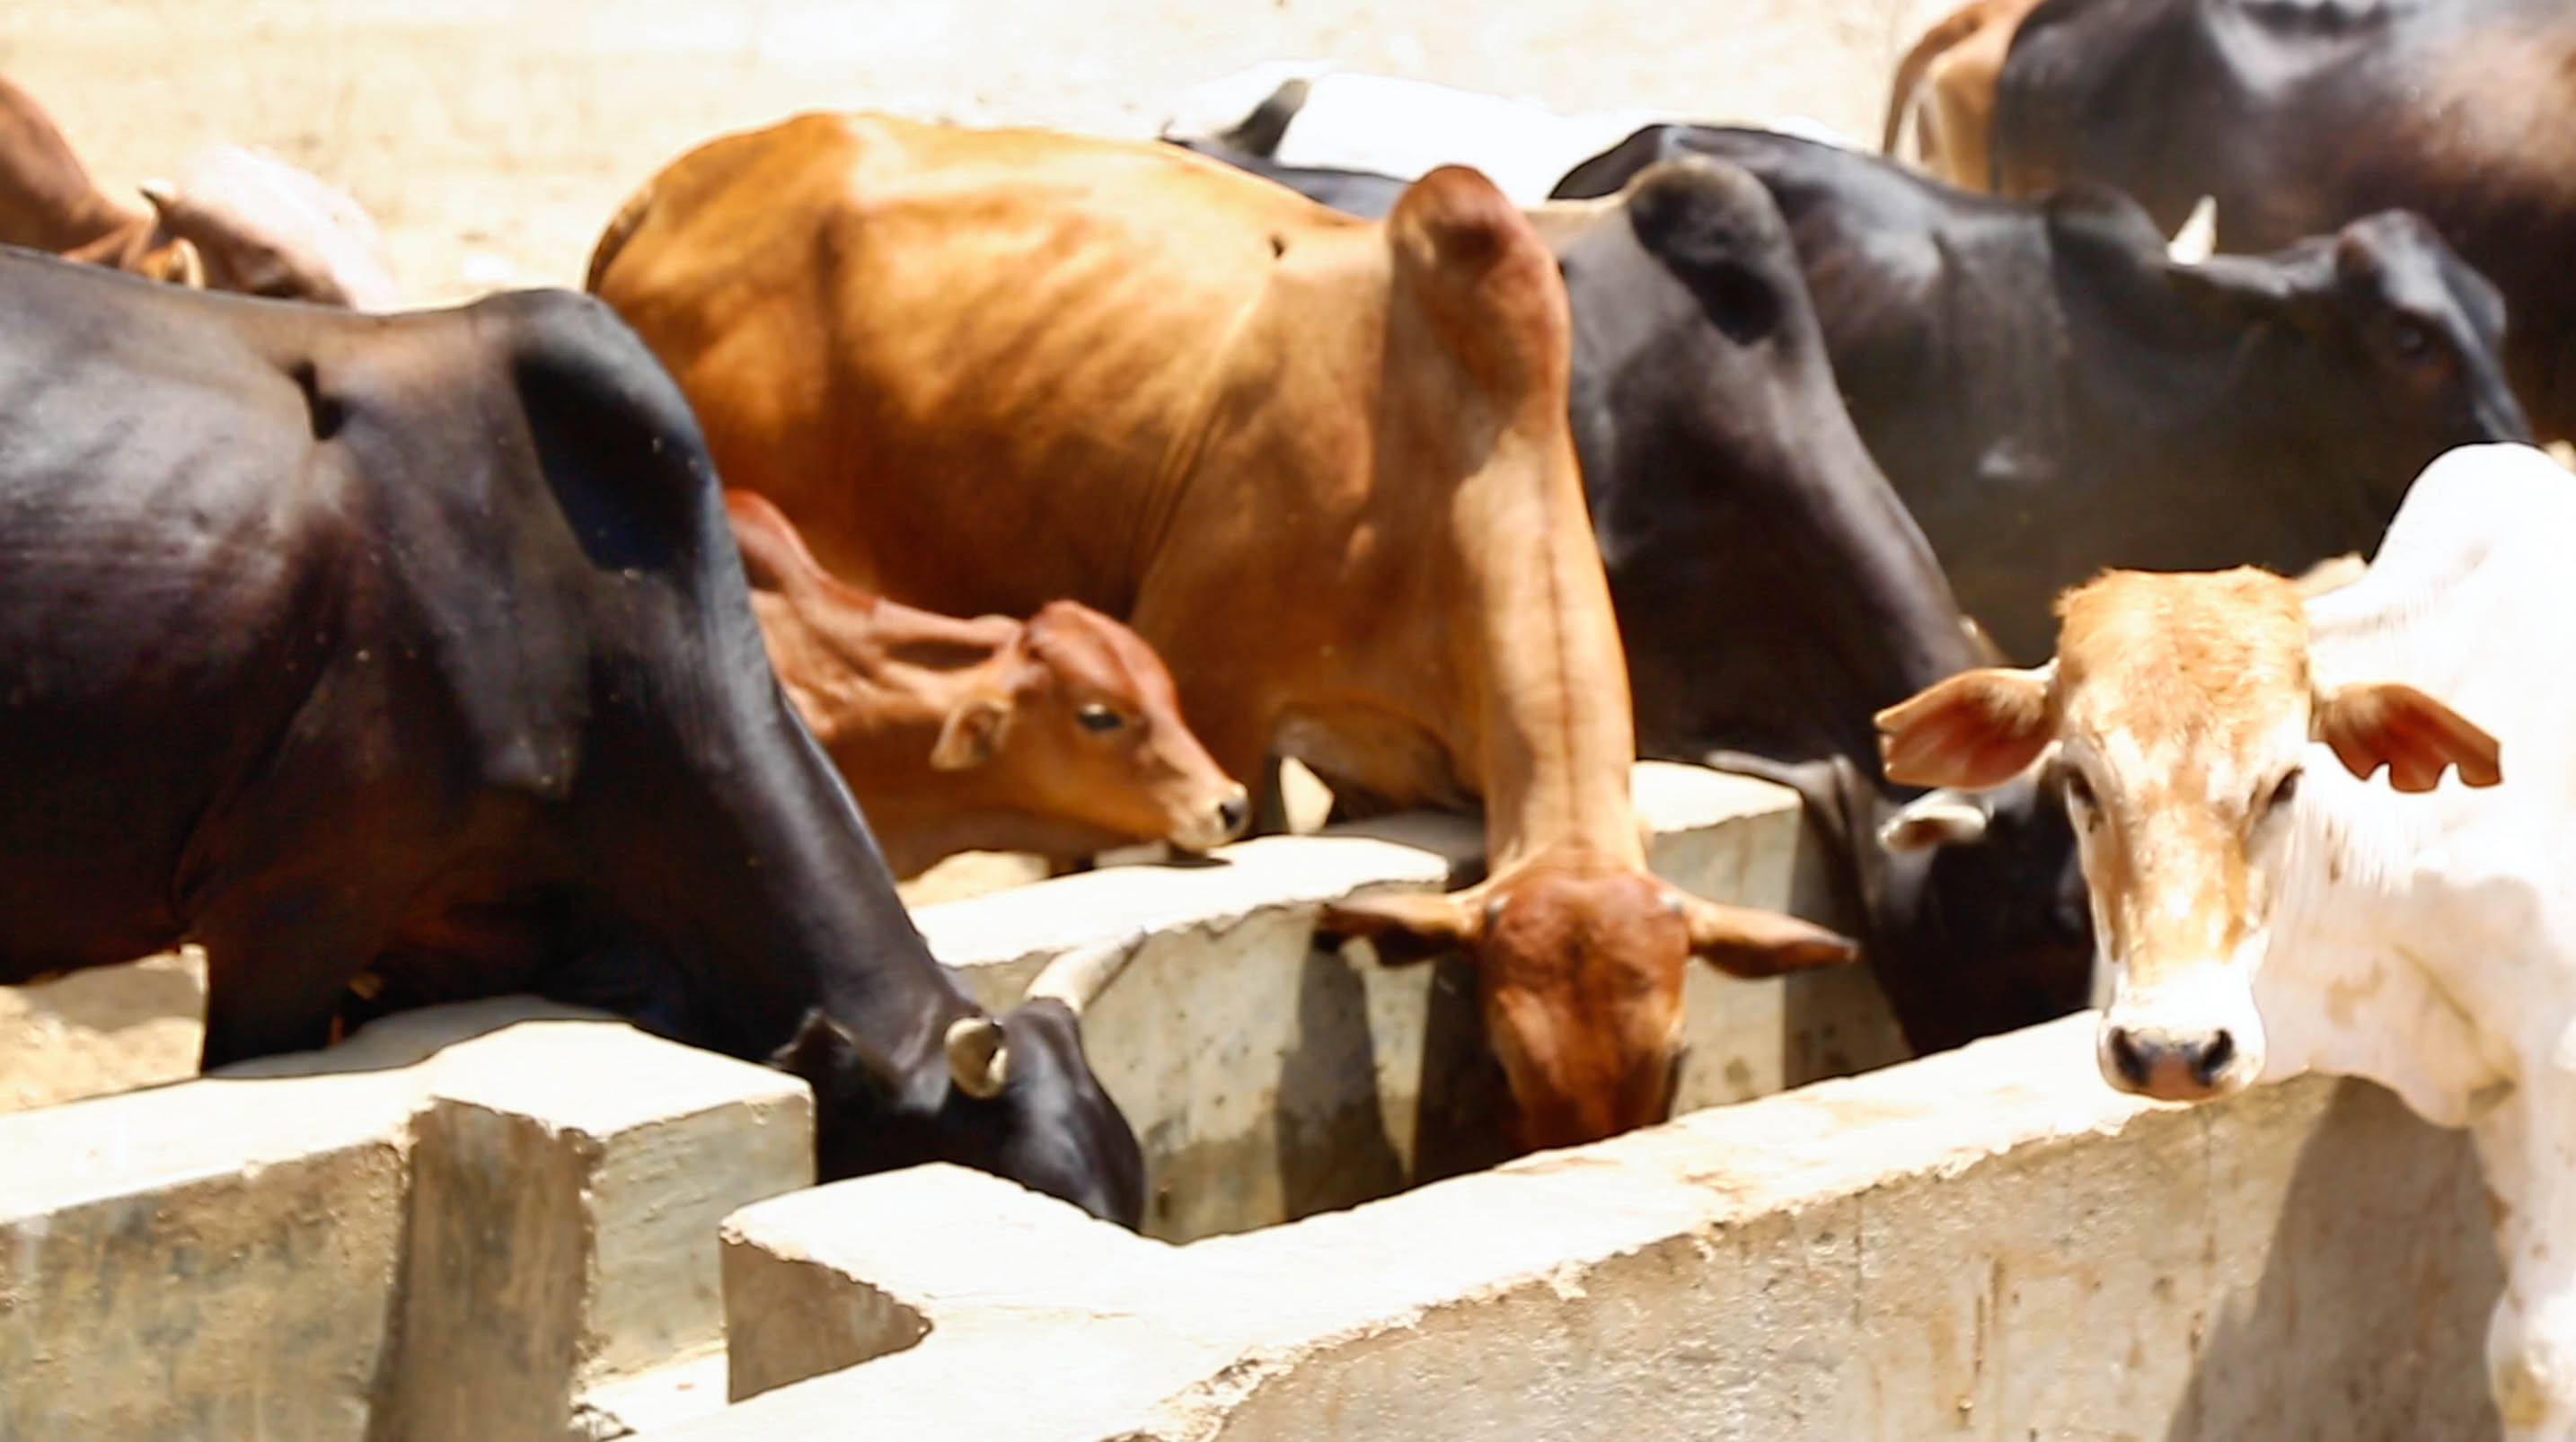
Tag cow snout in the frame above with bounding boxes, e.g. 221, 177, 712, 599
1172, 783, 1252, 853
2101, 1024, 2240, 1101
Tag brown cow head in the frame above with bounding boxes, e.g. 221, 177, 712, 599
931, 600, 1250, 855
1876, 567, 2500, 1104
1324, 862, 1854, 1151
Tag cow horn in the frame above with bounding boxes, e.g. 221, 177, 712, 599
2166, 195, 2218, 265
1021, 929, 1149, 1018
136, 177, 180, 214
943, 1014, 1009, 1098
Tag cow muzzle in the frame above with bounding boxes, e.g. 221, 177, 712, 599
1171, 783, 1252, 852
2097, 964, 2265, 1103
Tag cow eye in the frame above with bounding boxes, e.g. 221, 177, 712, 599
2388, 320, 2431, 359
1076, 704, 1125, 734
2062, 769, 2098, 816
2265, 766, 2303, 814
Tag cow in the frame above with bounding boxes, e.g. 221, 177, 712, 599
1160, 66, 1853, 208
137, 145, 400, 310
1089, 136, 2102, 1051
0, 76, 393, 307
0, 249, 1142, 1227
725, 489, 1248, 878
587, 113, 1860, 1155
0, 75, 198, 285
1551, 127, 2532, 663
1873, 442, 2572, 1438
1989, 0, 2576, 441
1879, 0, 2046, 190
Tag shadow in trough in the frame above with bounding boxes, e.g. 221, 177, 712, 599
2161, 1079, 2501, 1442
1267, 938, 1407, 1222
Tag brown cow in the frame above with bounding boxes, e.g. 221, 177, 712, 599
727, 489, 1248, 878
0, 77, 393, 306
590, 114, 1857, 1154
1880, 0, 2044, 191
0, 75, 198, 284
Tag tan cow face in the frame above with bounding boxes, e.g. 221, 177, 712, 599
1323, 867, 1854, 1150
933, 601, 1250, 855
1876, 568, 2501, 1103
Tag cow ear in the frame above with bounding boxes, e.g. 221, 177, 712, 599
931, 695, 1013, 770
1875, 665, 2056, 790
1675, 892, 1857, 979
766, 1007, 903, 1101
2313, 681, 2501, 793
1318, 888, 1481, 967
2166, 255, 2333, 333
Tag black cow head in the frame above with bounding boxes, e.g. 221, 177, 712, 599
772, 993, 1145, 1230
2051, 190, 2531, 479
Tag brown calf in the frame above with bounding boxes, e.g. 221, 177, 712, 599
728, 490, 1248, 879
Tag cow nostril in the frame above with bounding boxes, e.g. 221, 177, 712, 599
2193, 1029, 2236, 1086
1217, 792, 1250, 837
2108, 1027, 2152, 1088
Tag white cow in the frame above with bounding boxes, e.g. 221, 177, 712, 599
1157, 63, 1851, 206
1875, 442, 2576, 1438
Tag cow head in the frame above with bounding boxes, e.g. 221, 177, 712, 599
773, 934, 1149, 1227
137, 146, 398, 309
934, 600, 1250, 856
1876, 567, 2500, 1103
2130, 203, 2530, 459
1322, 863, 1855, 1150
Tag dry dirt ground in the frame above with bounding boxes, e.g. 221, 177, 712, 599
0, 0, 1947, 1112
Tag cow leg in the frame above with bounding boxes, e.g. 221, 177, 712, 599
192, 906, 400, 1070
2475, 1083, 2576, 1439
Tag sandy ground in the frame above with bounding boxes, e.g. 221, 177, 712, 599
0, 0, 1947, 1111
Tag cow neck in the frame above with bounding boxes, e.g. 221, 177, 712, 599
759, 579, 1021, 740
0, 90, 142, 254
1455, 411, 1645, 876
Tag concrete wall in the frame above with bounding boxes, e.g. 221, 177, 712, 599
686, 1014, 2503, 1442
0, 1000, 809, 1442
915, 761, 1908, 1241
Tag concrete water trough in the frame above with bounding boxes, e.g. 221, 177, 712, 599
0, 758, 2506, 1439
0, 760, 1906, 1438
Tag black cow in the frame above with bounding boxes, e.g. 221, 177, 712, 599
1990, 0, 2576, 441
0, 248, 1142, 1227
1160, 135, 1408, 219
1555, 126, 2532, 662
1541, 160, 2092, 1051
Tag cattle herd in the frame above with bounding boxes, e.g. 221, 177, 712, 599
4, 0, 2575, 1432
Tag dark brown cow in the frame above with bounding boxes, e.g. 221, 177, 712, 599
1990, 0, 2576, 440
590, 113, 1856, 1154
727, 490, 1247, 878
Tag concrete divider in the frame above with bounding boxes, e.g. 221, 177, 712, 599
0, 1000, 810, 1442
913, 761, 1910, 1240
687, 1013, 2500, 1441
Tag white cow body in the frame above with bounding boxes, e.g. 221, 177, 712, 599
1158, 64, 1851, 206
2264, 445, 2576, 1435
1877, 442, 2576, 1437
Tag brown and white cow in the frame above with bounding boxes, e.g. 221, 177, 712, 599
727, 490, 1247, 878
0, 75, 198, 285
0, 76, 393, 307
1874, 443, 2576, 1437
1880, 0, 2045, 190
589, 113, 1857, 1155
